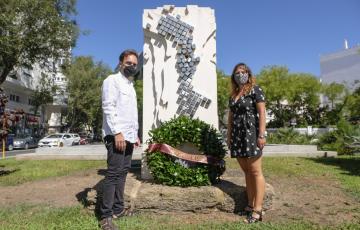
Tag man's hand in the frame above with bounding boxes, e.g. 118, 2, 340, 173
115, 133, 126, 152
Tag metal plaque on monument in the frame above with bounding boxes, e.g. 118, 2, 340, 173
142, 5, 218, 179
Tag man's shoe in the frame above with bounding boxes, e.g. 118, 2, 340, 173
99, 217, 119, 230
113, 207, 134, 219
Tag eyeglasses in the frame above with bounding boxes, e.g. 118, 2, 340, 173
124, 61, 137, 67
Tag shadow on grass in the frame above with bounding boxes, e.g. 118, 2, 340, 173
0, 166, 19, 176
76, 164, 142, 220
76, 174, 104, 220
309, 156, 360, 177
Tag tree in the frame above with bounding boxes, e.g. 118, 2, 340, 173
343, 86, 360, 124
286, 73, 322, 126
134, 79, 143, 139
0, 0, 78, 85
257, 66, 322, 127
63, 56, 111, 135
216, 70, 230, 126
257, 66, 292, 127
30, 73, 58, 116
322, 82, 347, 109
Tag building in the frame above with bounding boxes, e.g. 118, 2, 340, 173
2, 59, 68, 136
320, 42, 360, 90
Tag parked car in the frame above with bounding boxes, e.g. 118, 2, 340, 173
69, 133, 80, 145
78, 132, 90, 145
0, 134, 14, 151
13, 135, 38, 149
79, 137, 88, 145
38, 133, 77, 147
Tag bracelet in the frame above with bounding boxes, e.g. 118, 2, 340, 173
258, 134, 266, 139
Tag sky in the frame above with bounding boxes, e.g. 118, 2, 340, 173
72, 0, 360, 77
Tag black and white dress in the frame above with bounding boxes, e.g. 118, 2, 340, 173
229, 85, 265, 158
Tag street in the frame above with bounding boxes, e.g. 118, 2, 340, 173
1, 149, 36, 159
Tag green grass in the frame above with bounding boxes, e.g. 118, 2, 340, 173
1, 156, 359, 200
0, 205, 358, 230
0, 157, 360, 229
0, 159, 106, 186
227, 155, 360, 200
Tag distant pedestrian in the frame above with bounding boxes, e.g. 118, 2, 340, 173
100, 49, 140, 230
227, 63, 266, 224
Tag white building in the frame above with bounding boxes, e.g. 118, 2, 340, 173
2, 59, 68, 135
320, 42, 360, 90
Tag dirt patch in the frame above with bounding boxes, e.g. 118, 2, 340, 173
0, 169, 104, 207
0, 168, 359, 226
264, 175, 360, 225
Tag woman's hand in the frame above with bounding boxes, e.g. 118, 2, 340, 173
257, 137, 266, 150
227, 137, 231, 148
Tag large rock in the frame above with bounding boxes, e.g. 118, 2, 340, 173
85, 169, 274, 213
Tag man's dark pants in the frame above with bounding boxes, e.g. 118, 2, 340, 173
100, 135, 133, 219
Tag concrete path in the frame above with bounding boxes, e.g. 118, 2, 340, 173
15, 144, 337, 161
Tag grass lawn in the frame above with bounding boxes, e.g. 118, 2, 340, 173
0, 159, 106, 186
0, 156, 359, 229
227, 155, 360, 200
0, 205, 358, 230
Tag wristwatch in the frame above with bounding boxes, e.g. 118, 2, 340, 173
258, 134, 266, 139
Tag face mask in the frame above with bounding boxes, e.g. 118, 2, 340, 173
234, 73, 249, 85
123, 65, 137, 78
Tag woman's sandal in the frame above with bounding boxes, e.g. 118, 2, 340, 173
238, 205, 253, 216
243, 210, 263, 224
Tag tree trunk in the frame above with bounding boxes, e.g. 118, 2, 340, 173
0, 66, 12, 85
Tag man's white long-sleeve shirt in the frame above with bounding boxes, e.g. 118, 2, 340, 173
102, 72, 138, 143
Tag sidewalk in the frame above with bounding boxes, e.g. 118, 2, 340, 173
15, 144, 337, 161
15, 144, 143, 161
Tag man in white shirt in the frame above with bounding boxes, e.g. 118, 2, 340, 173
100, 49, 140, 230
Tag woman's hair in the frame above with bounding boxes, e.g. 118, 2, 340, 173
230, 63, 256, 97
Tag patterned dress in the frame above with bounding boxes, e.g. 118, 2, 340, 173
229, 85, 265, 158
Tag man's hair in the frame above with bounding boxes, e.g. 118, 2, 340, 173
119, 49, 138, 63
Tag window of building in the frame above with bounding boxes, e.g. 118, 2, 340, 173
28, 99, 34, 105
9, 94, 20, 102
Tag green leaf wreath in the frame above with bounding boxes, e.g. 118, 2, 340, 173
146, 116, 226, 187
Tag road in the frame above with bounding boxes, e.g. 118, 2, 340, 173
1, 148, 36, 159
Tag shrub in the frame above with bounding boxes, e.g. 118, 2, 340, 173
267, 128, 313, 145
146, 116, 226, 187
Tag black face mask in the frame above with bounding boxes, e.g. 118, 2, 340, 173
123, 65, 137, 78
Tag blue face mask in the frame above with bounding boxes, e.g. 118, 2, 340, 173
234, 73, 249, 85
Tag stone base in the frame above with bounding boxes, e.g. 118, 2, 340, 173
85, 169, 274, 213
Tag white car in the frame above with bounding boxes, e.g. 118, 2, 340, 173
38, 133, 76, 147
69, 133, 81, 145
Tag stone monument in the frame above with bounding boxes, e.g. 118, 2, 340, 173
142, 5, 217, 179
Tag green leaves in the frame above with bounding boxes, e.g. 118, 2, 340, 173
267, 128, 314, 145
0, 0, 78, 84
147, 116, 226, 187
216, 70, 231, 122
257, 66, 323, 127
63, 56, 111, 133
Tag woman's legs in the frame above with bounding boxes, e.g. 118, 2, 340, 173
247, 156, 265, 212
237, 157, 254, 207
